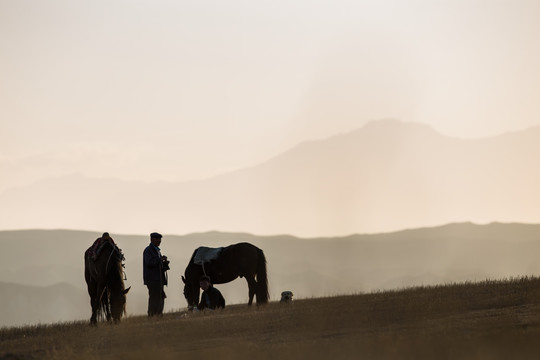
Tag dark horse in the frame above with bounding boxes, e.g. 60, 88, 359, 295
84, 240, 130, 325
182, 242, 269, 309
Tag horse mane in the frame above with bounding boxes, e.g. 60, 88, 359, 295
106, 250, 125, 292
100, 242, 126, 317
96, 297, 107, 322
106, 244, 126, 290
189, 248, 198, 263
185, 248, 198, 274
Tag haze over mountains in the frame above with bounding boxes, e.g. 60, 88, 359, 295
1, 120, 539, 237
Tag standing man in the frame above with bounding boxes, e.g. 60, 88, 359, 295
143, 232, 170, 317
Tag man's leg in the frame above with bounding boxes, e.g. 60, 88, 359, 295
147, 284, 161, 316
159, 289, 166, 315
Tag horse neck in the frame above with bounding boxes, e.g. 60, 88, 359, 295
191, 279, 200, 306
108, 262, 125, 290
185, 264, 201, 304
103, 247, 125, 294
107, 259, 126, 320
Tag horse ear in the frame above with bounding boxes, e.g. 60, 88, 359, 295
123, 286, 131, 295
181, 276, 186, 283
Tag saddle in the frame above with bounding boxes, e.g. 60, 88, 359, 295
193, 246, 223, 265
86, 235, 124, 262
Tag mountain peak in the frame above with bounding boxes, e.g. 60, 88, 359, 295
360, 119, 442, 137
2, 119, 540, 236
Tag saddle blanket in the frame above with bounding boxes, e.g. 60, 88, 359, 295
85, 238, 123, 261
194, 246, 223, 265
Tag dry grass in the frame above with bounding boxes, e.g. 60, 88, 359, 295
3, 277, 540, 359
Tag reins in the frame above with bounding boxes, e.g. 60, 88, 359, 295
122, 263, 127, 281
105, 247, 115, 275
103, 246, 128, 290
201, 262, 208, 277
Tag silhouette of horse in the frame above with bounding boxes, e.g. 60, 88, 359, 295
182, 242, 268, 309
84, 239, 130, 325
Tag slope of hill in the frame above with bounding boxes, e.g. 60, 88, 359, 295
1, 223, 540, 327
1, 120, 540, 236
3, 277, 540, 360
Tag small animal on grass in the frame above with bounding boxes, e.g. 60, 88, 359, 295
280, 291, 294, 303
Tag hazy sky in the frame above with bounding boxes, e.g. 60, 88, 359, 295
1, 0, 540, 192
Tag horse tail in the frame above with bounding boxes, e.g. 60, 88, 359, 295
256, 248, 269, 304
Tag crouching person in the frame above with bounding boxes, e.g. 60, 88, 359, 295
198, 276, 225, 310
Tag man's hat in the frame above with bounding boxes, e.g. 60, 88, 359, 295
150, 232, 162, 239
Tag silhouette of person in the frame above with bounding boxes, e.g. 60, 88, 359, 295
198, 275, 225, 310
143, 232, 169, 316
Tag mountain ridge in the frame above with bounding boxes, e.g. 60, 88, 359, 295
1, 120, 539, 236
4, 119, 540, 189
9, 119, 540, 189
2, 220, 538, 240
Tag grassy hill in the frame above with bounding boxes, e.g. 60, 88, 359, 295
3, 277, 540, 360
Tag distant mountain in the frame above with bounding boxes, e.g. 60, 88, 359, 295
1, 120, 540, 236
2, 223, 540, 326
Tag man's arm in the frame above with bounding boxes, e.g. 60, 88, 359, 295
219, 294, 225, 308
143, 247, 161, 268
214, 288, 225, 309
198, 293, 206, 310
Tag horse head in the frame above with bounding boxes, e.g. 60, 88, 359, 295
110, 286, 130, 323
182, 275, 200, 310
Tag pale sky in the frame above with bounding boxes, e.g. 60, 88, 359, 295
1, 0, 540, 193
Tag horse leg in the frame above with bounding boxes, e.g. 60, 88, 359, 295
89, 294, 98, 326
245, 275, 257, 306
90, 299, 98, 326
86, 279, 98, 326
85, 262, 97, 326
90, 287, 101, 326
102, 288, 112, 322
